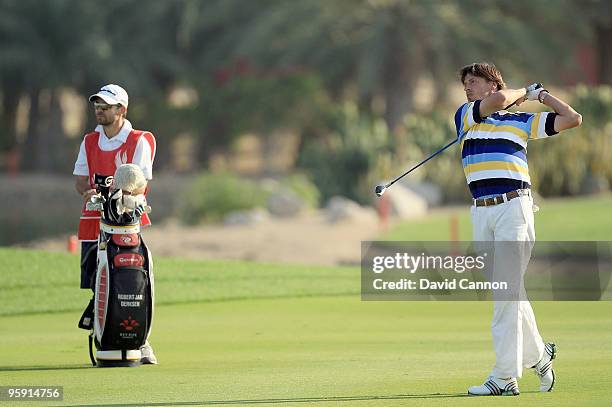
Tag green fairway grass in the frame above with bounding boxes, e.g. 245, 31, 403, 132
0, 249, 358, 317
383, 195, 612, 241
1, 249, 611, 406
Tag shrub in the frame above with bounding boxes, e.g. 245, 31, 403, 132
181, 172, 269, 224
298, 143, 371, 205
529, 85, 612, 196
298, 104, 387, 205
280, 173, 321, 209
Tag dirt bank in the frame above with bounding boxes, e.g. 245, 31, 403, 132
26, 212, 383, 266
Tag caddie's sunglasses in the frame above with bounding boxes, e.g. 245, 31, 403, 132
93, 102, 120, 111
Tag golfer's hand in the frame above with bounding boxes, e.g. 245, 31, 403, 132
514, 95, 528, 106
525, 83, 544, 101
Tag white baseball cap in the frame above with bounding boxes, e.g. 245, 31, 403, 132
89, 84, 129, 107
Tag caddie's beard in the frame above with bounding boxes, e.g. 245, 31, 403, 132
95, 115, 114, 126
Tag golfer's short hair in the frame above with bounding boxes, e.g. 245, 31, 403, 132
459, 62, 506, 90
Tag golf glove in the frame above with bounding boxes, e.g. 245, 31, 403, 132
525, 83, 544, 101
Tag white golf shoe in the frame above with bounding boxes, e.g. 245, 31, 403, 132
140, 341, 158, 365
534, 342, 556, 392
468, 376, 520, 396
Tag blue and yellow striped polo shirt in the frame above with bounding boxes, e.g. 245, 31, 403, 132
454, 100, 558, 199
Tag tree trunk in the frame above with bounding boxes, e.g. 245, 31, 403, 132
196, 131, 215, 170
428, 50, 451, 109
382, 12, 417, 135
383, 57, 415, 134
22, 87, 41, 171
22, 88, 67, 173
383, 12, 419, 171
43, 89, 67, 172
0, 89, 20, 152
77, 79, 103, 133
595, 21, 612, 85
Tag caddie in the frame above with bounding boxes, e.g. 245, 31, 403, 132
455, 62, 582, 396
73, 83, 158, 364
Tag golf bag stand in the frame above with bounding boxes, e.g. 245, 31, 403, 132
78, 174, 155, 367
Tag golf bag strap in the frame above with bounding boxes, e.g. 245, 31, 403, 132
88, 333, 96, 366
80, 244, 98, 268
78, 298, 95, 330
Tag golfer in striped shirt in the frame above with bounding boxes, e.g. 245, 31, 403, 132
455, 62, 582, 396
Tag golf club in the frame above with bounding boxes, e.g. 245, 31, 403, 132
374, 86, 540, 197
503, 83, 542, 110
375, 138, 458, 197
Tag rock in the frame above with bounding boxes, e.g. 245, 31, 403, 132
399, 181, 443, 206
267, 188, 303, 217
324, 196, 377, 223
224, 208, 269, 226
580, 175, 609, 195
386, 186, 427, 219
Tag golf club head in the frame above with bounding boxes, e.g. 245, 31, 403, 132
375, 184, 387, 197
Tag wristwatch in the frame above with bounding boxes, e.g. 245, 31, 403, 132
538, 90, 549, 104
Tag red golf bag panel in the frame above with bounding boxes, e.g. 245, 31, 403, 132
112, 234, 140, 247
96, 264, 109, 334
113, 253, 145, 268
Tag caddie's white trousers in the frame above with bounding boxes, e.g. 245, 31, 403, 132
471, 195, 545, 379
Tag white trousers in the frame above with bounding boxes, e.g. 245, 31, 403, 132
471, 195, 544, 379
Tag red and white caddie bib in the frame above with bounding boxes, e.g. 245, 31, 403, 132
78, 130, 156, 241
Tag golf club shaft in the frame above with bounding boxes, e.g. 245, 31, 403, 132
504, 83, 541, 110
384, 100, 519, 189
385, 138, 458, 188
504, 99, 518, 110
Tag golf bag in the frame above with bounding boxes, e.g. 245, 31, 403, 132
78, 174, 154, 367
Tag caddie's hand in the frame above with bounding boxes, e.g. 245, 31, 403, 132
525, 83, 544, 101
82, 189, 97, 204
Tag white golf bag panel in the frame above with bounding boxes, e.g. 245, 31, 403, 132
94, 245, 110, 343
96, 349, 141, 362
145, 245, 155, 341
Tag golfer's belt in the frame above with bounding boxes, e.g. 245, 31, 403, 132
473, 189, 531, 207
